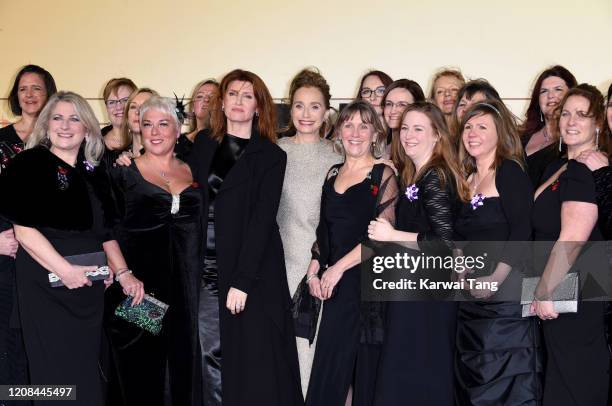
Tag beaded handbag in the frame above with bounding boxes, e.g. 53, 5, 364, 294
115, 294, 169, 335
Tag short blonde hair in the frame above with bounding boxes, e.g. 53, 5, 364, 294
26, 91, 104, 165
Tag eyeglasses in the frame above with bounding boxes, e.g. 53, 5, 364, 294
106, 97, 129, 109
384, 101, 410, 110
360, 86, 386, 99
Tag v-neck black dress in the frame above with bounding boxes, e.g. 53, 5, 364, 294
532, 159, 608, 405
106, 161, 203, 406
307, 163, 398, 406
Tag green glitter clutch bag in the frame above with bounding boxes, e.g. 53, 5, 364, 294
114, 294, 169, 335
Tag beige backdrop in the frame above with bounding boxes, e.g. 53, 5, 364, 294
1, 0, 610, 124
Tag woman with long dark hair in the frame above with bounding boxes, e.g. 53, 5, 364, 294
521, 65, 577, 186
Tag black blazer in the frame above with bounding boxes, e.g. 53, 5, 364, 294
188, 128, 290, 311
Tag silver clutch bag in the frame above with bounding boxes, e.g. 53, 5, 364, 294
521, 272, 579, 317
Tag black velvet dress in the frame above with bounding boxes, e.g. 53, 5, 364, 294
306, 163, 398, 406
202, 133, 249, 405
105, 161, 202, 406
0, 124, 29, 394
532, 159, 609, 406
454, 160, 542, 405
374, 169, 458, 406
0, 147, 118, 406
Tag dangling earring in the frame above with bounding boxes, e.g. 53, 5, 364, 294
221, 105, 224, 111
595, 128, 600, 150
255, 111, 259, 117
558, 135, 563, 152
540, 111, 544, 122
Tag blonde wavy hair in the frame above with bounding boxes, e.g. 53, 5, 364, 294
26, 91, 104, 165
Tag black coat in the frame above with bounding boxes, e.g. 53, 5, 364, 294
189, 129, 303, 406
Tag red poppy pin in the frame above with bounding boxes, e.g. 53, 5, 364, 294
191, 181, 199, 189
370, 184, 379, 197
57, 166, 69, 190
551, 179, 559, 192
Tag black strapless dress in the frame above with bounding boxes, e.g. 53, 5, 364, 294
106, 161, 203, 406
454, 160, 542, 405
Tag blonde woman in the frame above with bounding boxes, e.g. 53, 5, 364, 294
0, 91, 143, 406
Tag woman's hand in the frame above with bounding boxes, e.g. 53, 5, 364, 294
576, 150, 608, 171
469, 275, 497, 299
308, 275, 323, 300
530, 300, 559, 320
115, 151, 134, 167
368, 218, 396, 241
227, 287, 248, 315
374, 158, 398, 175
0, 228, 18, 258
320, 264, 344, 300
58, 265, 95, 289
118, 273, 145, 306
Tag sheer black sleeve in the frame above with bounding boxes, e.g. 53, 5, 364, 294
417, 169, 456, 250
310, 164, 340, 268
374, 165, 399, 225
497, 159, 534, 267
592, 165, 612, 239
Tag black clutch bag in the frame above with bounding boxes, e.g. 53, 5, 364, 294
291, 274, 322, 345
48, 251, 110, 287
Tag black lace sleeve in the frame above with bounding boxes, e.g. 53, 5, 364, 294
417, 169, 455, 251
310, 164, 340, 267
374, 165, 399, 225
593, 165, 612, 239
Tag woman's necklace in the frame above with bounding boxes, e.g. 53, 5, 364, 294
470, 170, 493, 195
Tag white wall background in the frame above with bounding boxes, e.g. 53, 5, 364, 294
1, 0, 610, 124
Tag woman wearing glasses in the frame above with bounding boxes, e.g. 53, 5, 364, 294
101, 77, 137, 168
356, 70, 393, 123
381, 79, 425, 160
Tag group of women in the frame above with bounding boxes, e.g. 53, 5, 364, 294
0, 63, 610, 406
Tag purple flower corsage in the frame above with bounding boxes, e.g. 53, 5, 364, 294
405, 184, 419, 202
83, 160, 95, 172
470, 193, 485, 210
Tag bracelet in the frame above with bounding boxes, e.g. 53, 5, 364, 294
305, 273, 319, 283
115, 269, 133, 282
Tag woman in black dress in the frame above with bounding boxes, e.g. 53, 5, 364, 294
188, 69, 302, 406
0, 64, 56, 389
368, 102, 469, 405
521, 66, 577, 187
106, 96, 202, 406
529, 84, 609, 405
455, 100, 542, 405
100, 78, 137, 168
0, 91, 144, 406
305, 100, 398, 406
175, 79, 219, 160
